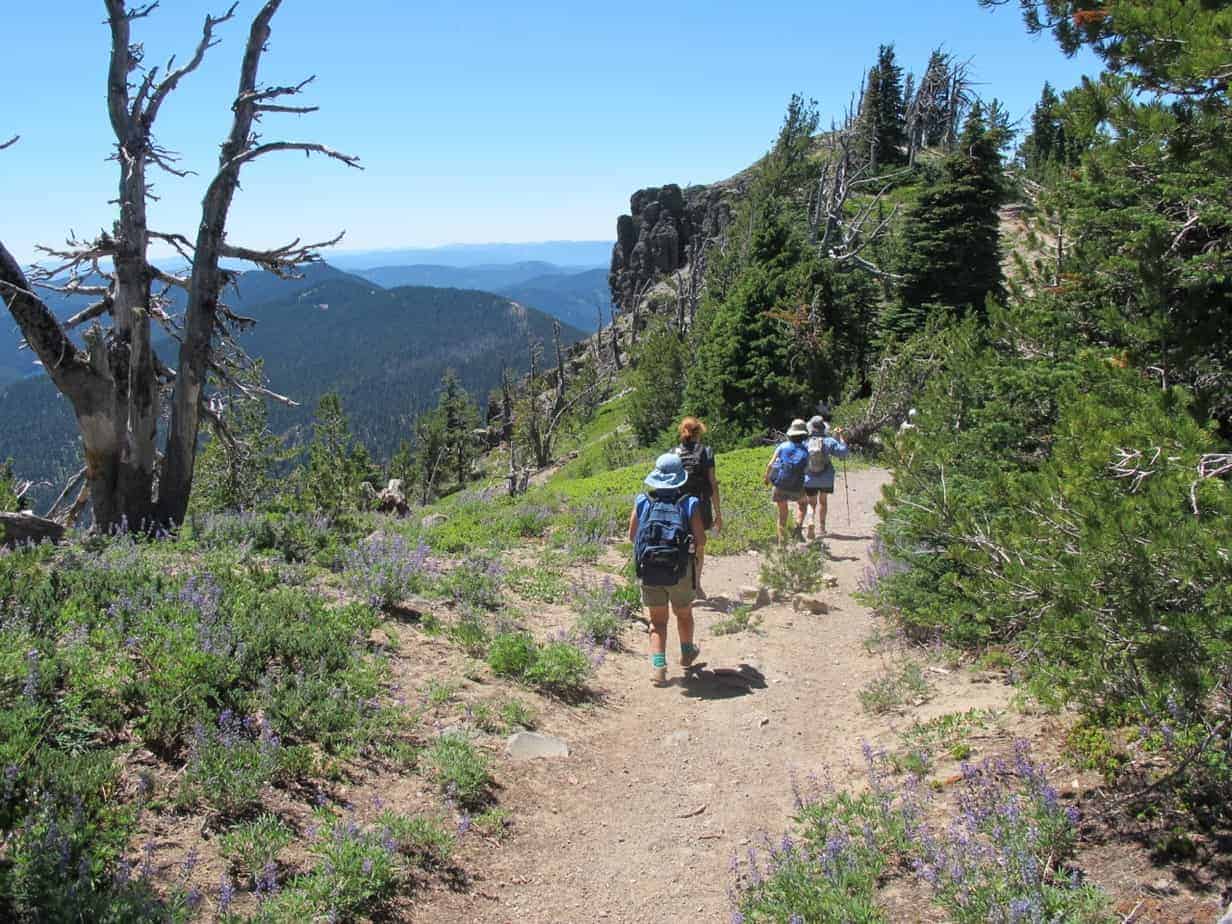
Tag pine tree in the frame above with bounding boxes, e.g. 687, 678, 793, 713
410, 407, 449, 505
435, 369, 479, 488
627, 320, 688, 446
859, 44, 908, 169
888, 104, 1006, 336
1020, 82, 1070, 176
685, 200, 825, 437
299, 393, 375, 519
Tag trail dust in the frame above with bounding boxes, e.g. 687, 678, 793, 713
410, 467, 1013, 922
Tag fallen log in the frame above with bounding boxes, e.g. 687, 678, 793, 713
0, 511, 66, 547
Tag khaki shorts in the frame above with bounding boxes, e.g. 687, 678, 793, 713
641, 560, 696, 609
772, 487, 803, 503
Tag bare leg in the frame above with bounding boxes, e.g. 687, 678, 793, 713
803, 494, 817, 539
775, 500, 790, 543
817, 493, 829, 536
674, 604, 694, 648
648, 604, 669, 682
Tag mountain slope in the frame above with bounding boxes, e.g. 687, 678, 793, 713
0, 280, 582, 505
0, 262, 374, 388
499, 268, 608, 332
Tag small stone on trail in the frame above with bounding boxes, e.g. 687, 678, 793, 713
821, 574, 839, 588
738, 585, 771, 607
792, 594, 829, 614
665, 730, 691, 747
505, 731, 570, 761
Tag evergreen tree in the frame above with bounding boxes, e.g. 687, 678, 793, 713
410, 407, 449, 505
627, 320, 688, 446
1020, 82, 1071, 176
0, 460, 19, 513
859, 44, 908, 169
435, 369, 479, 488
191, 390, 285, 514
917, 49, 954, 148
887, 104, 1006, 336
762, 93, 820, 199
298, 393, 375, 519
686, 200, 825, 437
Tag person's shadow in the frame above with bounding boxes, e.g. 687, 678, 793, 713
677, 662, 767, 699
825, 532, 875, 542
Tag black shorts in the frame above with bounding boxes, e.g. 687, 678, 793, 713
698, 495, 714, 529
803, 486, 834, 497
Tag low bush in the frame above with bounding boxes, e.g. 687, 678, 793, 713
423, 734, 492, 808
733, 742, 1110, 923
344, 532, 435, 610
219, 813, 295, 887
573, 577, 634, 647
759, 543, 827, 596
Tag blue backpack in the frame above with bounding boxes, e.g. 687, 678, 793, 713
634, 495, 691, 586
770, 442, 809, 493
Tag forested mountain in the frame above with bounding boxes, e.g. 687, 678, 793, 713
498, 268, 609, 331
1, 279, 579, 505
0, 262, 372, 388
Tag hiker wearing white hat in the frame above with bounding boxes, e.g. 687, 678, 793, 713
764, 418, 811, 543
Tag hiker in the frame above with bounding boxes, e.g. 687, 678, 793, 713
673, 416, 722, 598
763, 418, 811, 543
802, 415, 849, 539
628, 453, 707, 685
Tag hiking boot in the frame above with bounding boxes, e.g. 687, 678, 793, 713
806, 524, 816, 540
680, 643, 701, 667
651, 665, 668, 685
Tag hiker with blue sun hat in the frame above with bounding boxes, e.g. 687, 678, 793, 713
627, 452, 708, 685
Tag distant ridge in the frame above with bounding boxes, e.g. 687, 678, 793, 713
328, 240, 613, 270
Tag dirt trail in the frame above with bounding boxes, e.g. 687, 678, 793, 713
413, 467, 1012, 923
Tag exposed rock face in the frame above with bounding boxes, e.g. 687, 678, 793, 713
609, 182, 733, 313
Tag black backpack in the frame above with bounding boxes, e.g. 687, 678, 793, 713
634, 495, 692, 586
674, 443, 712, 498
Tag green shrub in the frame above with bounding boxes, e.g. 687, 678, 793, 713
524, 641, 591, 697
857, 662, 933, 715
572, 578, 633, 646
423, 734, 491, 808
443, 556, 504, 609
759, 543, 827, 596
498, 698, 537, 730
219, 813, 294, 886
712, 604, 762, 636
178, 712, 282, 818
487, 631, 538, 679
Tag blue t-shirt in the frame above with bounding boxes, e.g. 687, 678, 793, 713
635, 492, 700, 526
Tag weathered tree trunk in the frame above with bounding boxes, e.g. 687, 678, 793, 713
2, 1, 358, 531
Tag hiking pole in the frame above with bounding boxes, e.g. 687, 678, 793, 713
842, 454, 851, 527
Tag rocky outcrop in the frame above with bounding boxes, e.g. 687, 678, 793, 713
609, 182, 734, 314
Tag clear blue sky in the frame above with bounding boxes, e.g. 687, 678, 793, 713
2, 0, 1097, 264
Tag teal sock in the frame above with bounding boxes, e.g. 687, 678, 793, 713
681, 643, 699, 656
651, 653, 667, 669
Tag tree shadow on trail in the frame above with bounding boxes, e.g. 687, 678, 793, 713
824, 532, 875, 542
676, 663, 767, 700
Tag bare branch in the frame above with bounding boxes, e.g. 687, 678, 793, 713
226, 141, 362, 172
0, 135, 18, 150
144, 3, 238, 125
64, 299, 113, 331
220, 231, 346, 276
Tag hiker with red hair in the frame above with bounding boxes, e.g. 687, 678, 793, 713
673, 416, 722, 598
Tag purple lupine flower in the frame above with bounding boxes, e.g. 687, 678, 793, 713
181, 848, 199, 876
185, 888, 203, 911
361, 857, 374, 875
218, 875, 235, 913
256, 860, 279, 896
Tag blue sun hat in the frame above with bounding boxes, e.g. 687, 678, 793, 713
644, 452, 688, 491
